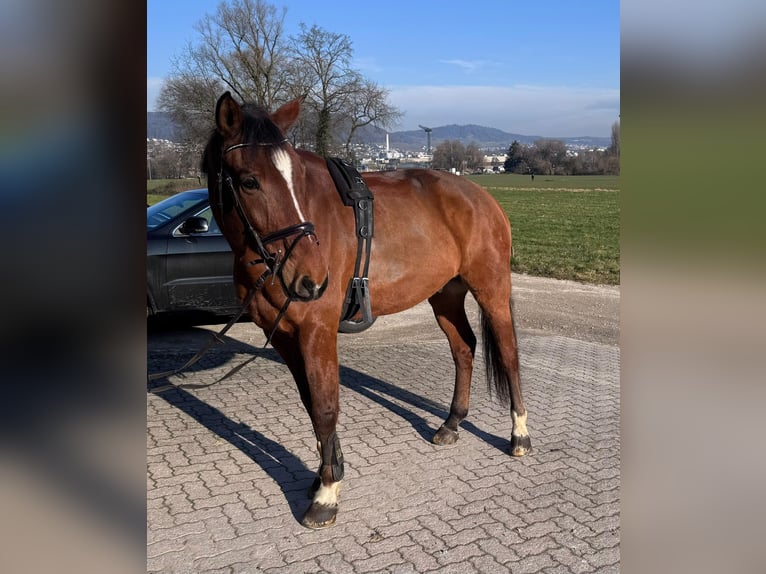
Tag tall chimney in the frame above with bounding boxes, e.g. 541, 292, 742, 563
386, 133, 389, 152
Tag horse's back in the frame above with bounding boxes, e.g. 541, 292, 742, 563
363, 168, 510, 251
363, 168, 490, 203
359, 169, 512, 314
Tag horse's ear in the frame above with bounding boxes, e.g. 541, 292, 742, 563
215, 91, 242, 139
270, 97, 303, 134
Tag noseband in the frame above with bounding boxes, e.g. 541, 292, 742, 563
217, 139, 320, 345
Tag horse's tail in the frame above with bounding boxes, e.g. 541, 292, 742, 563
480, 299, 518, 407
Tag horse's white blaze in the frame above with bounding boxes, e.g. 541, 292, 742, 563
512, 410, 528, 437
272, 148, 307, 221
313, 480, 342, 506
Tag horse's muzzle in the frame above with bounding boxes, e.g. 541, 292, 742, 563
291, 274, 329, 302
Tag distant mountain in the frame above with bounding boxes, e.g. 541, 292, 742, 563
351, 124, 530, 150
147, 111, 610, 150
353, 123, 610, 151
146, 112, 179, 141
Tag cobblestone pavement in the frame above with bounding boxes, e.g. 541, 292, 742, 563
147, 279, 620, 573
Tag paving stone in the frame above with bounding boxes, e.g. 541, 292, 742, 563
398, 544, 441, 572
435, 541, 484, 566
351, 549, 407, 572
549, 546, 596, 573
471, 554, 512, 573
148, 324, 620, 573
514, 535, 561, 559
511, 551, 557, 574
583, 546, 620, 569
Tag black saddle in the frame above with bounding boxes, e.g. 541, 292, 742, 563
326, 157, 375, 333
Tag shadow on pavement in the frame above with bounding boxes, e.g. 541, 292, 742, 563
339, 365, 509, 453
148, 326, 510, 523
149, 381, 315, 523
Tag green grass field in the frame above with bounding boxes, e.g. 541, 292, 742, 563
147, 178, 204, 206
147, 173, 620, 285
467, 174, 620, 285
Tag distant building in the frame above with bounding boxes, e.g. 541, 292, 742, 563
482, 154, 507, 173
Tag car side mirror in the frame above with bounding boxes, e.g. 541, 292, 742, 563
179, 216, 209, 235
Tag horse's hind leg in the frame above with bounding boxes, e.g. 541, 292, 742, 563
462, 254, 532, 456
428, 278, 477, 445
466, 274, 531, 456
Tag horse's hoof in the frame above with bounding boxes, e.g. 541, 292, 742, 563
510, 434, 532, 457
301, 502, 338, 529
432, 425, 459, 446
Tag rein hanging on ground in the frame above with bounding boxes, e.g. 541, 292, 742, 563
147, 285, 259, 386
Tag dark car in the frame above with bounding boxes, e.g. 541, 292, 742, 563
147, 189, 240, 317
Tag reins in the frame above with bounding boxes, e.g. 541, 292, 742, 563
147, 138, 318, 387
147, 286, 258, 386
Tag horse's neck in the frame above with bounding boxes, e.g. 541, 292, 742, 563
299, 151, 338, 204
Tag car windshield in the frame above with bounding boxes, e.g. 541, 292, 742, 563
147, 190, 208, 230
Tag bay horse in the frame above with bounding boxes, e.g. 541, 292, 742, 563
202, 92, 531, 529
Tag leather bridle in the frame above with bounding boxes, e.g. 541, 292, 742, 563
148, 137, 324, 385
217, 139, 321, 345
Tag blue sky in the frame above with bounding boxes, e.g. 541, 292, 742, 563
148, 0, 619, 137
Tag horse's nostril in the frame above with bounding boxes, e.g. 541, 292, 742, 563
292, 275, 319, 300
292, 275, 326, 301
302, 276, 316, 294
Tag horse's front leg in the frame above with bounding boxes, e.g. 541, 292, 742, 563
270, 327, 344, 529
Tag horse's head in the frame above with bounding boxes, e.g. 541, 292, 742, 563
203, 92, 328, 302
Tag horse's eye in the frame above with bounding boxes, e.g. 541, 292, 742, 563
241, 177, 260, 191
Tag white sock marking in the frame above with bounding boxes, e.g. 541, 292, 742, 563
272, 148, 307, 222
313, 480, 342, 506
512, 410, 528, 437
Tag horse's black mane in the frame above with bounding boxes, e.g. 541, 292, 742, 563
201, 102, 285, 176
239, 103, 286, 147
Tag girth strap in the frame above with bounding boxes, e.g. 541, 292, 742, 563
326, 157, 376, 333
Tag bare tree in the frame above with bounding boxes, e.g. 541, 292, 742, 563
158, 0, 289, 142
156, 0, 400, 161
464, 142, 484, 172
570, 149, 601, 175
291, 24, 356, 156
186, 0, 288, 105
533, 139, 568, 175
337, 77, 402, 160
157, 73, 223, 145
432, 140, 465, 171
215, 0, 289, 106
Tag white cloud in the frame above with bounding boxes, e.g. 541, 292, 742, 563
440, 59, 483, 72
145, 76, 619, 137
147, 77, 164, 111
387, 84, 620, 137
